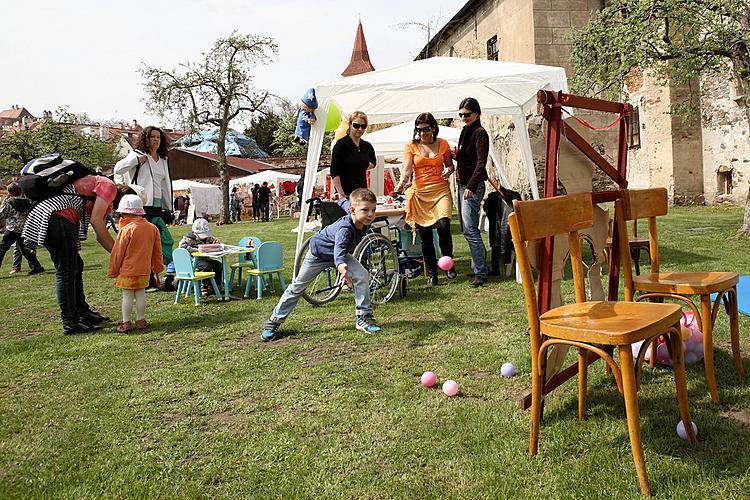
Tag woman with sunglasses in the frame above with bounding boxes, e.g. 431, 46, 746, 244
394, 112, 456, 287
455, 97, 489, 287
330, 111, 376, 210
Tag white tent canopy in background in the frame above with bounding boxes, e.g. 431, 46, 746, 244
363, 121, 462, 157
230, 170, 301, 196
296, 57, 569, 260
171, 179, 221, 217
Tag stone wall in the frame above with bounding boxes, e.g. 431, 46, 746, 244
700, 71, 750, 205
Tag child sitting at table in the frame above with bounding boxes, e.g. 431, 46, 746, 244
178, 218, 223, 296
259, 188, 383, 341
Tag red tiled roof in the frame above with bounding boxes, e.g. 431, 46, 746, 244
177, 149, 276, 172
0, 107, 32, 119
341, 21, 376, 77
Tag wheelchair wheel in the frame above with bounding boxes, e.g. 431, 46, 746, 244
354, 232, 400, 305
398, 276, 407, 299
297, 236, 342, 305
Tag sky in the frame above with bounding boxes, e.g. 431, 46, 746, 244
1, 0, 466, 128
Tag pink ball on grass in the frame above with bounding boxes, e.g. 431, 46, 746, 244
420, 371, 437, 388
442, 379, 459, 397
500, 362, 516, 378
676, 420, 698, 441
437, 256, 454, 271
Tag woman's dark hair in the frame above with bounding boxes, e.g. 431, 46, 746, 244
112, 184, 137, 213
459, 97, 482, 117
136, 126, 170, 158
412, 112, 440, 144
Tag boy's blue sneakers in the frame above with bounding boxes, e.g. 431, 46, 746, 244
260, 319, 281, 341
355, 315, 381, 334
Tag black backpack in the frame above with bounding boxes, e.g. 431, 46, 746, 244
18, 154, 96, 202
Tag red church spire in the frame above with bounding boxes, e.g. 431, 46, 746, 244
341, 21, 375, 77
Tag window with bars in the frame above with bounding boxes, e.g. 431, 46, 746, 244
629, 106, 641, 149
486, 35, 498, 61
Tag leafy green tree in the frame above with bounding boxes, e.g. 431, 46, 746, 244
244, 108, 282, 154
141, 32, 277, 223
270, 107, 333, 157
0, 120, 117, 178
570, 0, 750, 233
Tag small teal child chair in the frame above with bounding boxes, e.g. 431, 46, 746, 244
229, 236, 262, 289
245, 241, 286, 299
172, 247, 221, 305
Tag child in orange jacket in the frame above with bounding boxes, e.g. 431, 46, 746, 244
108, 194, 164, 332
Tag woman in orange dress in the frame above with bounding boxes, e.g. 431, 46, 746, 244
394, 112, 456, 287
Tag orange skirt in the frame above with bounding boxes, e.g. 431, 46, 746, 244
115, 275, 150, 290
404, 182, 452, 231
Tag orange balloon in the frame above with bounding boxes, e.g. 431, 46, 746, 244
333, 119, 349, 142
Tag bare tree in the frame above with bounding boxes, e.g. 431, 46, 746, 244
141, 32, 278, 223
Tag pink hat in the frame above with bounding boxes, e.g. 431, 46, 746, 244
117, 194, 146, 215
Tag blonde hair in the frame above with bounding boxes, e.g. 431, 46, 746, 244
347, 111, 368, 133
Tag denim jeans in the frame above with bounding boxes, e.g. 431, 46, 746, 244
45, 215, 90, 326
271, 251, 372, 322
0, 230, 43, 271
458, 183, 488, 279
12, 242, 22, 269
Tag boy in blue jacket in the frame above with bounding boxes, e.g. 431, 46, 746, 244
260, 188, 381, 341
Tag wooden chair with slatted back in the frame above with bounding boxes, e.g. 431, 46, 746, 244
604, 217, 651, 275
616, 188, 745, 405
509, 192, 696, 497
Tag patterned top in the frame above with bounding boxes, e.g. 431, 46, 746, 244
0, 197, 29, 233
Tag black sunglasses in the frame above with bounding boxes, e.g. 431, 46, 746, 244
351, 123, 367, 130
415, 126, 431, 133
458, 112, 474, 118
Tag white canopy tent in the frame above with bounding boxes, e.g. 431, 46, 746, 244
230, 170, 301, 196
363, 121, 462, 157
171, 179, 221, 217
296, 57, 568, 259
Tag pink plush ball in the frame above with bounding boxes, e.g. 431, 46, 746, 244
442, 379, 459, 397
437, 256, 454, 271
500, 362, 516, 378
676, 420, 698, 441
420, 371, 437, 388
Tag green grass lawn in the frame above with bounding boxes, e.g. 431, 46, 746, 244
1, 206, 750, 498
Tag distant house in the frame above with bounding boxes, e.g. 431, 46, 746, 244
168, 148, 279, 180
0, 106, 35, 129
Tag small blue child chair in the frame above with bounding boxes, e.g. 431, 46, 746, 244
172, 247, 221, 305
229, 236, 262, 289
245, 241, 286, 299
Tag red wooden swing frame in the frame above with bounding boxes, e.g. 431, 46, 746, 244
520, 90, 632, 410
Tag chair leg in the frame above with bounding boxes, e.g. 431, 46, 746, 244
700, 294, 720, 404
211, 278, 221, 299
244, 274, 253, 298
278, 272, 286, 291
728, 286, 746, 381
193, 281, 201, 306
174, 280, 183, 303
257, 276, 264, 299
229, 268, 236, 289
618, 344, 651, 497
577, 348, 588, 421
667, 326, 697, 443
529, 357, 543, 456
268, 274, 275, 292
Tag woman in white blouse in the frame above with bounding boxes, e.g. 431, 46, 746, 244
114, 126, 175, 290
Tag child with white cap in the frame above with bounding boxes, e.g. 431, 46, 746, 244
108, 194, 164, 332
178, 218, 223, 296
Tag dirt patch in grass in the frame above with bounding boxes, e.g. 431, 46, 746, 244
210, 411, 246, 425
467, 370, 494, 378
721, 409, 750, 426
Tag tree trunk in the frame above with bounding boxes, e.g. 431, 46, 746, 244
217, 124, 230, 225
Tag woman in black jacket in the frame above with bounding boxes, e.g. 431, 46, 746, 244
455, 97, 489, 287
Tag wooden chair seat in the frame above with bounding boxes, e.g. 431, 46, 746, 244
633, 271, 739, 295
510, 192, 696, 497
541, 301, 682, 345
617, 188, 745, 405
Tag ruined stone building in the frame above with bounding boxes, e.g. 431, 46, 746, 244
417, 0, 750, 205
